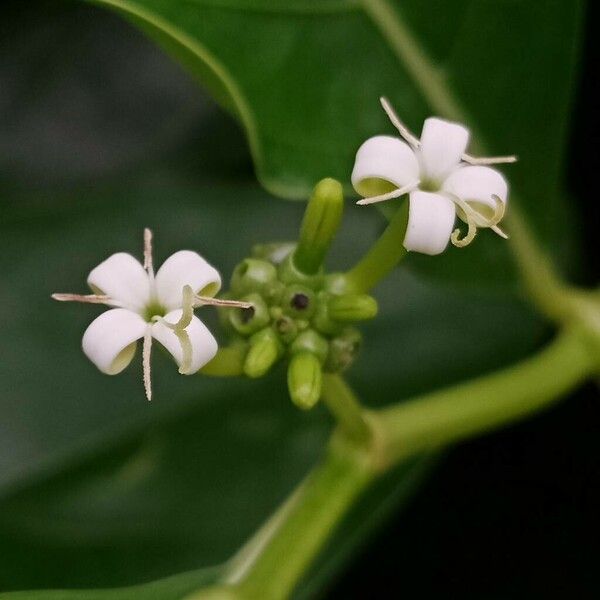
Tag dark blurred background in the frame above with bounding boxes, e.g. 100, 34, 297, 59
1, 1, 598, 598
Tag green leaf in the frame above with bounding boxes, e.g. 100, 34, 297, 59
84, 0, 583, 285
0, 569, 221, 600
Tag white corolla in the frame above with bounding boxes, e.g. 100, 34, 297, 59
53, 229, 248, 400
352, 98, 516, 255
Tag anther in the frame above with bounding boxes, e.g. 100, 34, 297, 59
356, 180, 420, 205
51, 293, 114, 305
142, 326, 153, 401
143, 227, 154, 279
380, 97, 421, 148
194, 296, 253, 309
462, 153, 518, 166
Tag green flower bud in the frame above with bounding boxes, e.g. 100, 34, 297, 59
323, 272, 357, 295
274, 315, 298, 344
326, 328, 362, 372
229, 293, 270, 335
282, 285, 316, 319
328, 294, 378, 322
277, 253, 323, 289
287, 351, 322, 410
293, 178, 344, 275
290, 330, 329, 364
312, 292, 343, 336
230, 259, 277, 296
262, 280, 286, 306
252, 242, 295, 265
244, 328, 282, 378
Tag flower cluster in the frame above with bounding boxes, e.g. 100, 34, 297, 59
218, 241, 376, 408
352, 97, 515, 255
54, 99, 515, 404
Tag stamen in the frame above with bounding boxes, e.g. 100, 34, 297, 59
142, 326, 153, 401
491, 225, 509, 239
162, 285, 195, 330
172, 327, 193, 375
194, 296, 254, 309
462, 153, 517, 165
446, 193, 509, 248
451, 223, 477, 247
447, 193, 479, 248
51, 293, 117, 306
487, 195, 506, 227
380, 97, 421, 148
143, 228, 154, 279
356, 180, 420, 206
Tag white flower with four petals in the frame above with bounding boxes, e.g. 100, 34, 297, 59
53, 229, 249, 400
352, 98, 516, 255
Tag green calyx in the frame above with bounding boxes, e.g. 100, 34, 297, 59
218, 179, 378, 409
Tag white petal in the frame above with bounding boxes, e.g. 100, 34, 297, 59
152, 311, 218, 374
403, 191, 456, 256
82, 308, 147, 375
442, 165, 508, 219
419, 118, 470, 182
87, 253, 151, 312
351, 135, 420, 198
154, 250, 221, 311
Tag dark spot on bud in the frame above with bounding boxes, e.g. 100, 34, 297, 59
291, 293, 310, 310
240, 306, 255, 324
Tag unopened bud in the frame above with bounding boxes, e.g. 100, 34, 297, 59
287, 352, 322, 410
230, 259, 277, 296
244, 328, 282, 378
328, 294, 378, 322
293, 178, 344, 275
229, 293, 269, 335
290, 329, 329, 363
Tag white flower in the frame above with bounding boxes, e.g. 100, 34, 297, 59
351, 98, 516, 255
53, 229, 249, 400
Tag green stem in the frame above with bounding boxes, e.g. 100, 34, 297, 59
234, 448, 373, 600
375, 328, 594, 467
208, 329, 594, 600
321, 374, 372, 445
505, 206, 571, 321
200, 343, 248, 376
344, 200, 409, 293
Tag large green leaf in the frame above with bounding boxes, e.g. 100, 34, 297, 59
0, 568, 221, 599
85, 0, 583, 285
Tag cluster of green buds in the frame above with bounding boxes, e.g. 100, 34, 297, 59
218, 179, 378, 410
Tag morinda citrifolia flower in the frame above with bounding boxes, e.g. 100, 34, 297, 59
352, 97, 516, 255
53, 229, 249, 400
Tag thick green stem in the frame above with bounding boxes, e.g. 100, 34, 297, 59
209, 329, 595, 600
375, 328, 595, 467
234, 448, 372, 600
344, 200, 409, 293
322, 374, 372, 445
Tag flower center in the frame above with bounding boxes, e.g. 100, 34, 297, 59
418, 178, 440, 193
143, 301, 166, 322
